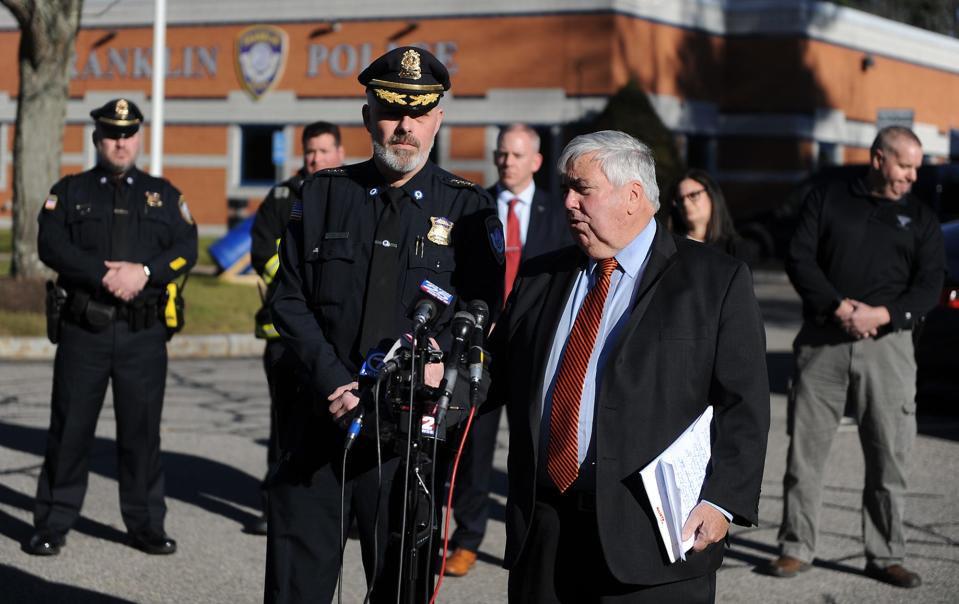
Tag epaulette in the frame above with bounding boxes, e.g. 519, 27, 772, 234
274, 185, 290, 200
443, 176, 477, 189
289, 200, 303, 221
316, 167, 348, 176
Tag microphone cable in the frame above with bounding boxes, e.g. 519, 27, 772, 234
395, 340, 420, 604
362, 376, 385, 604
429, 404, 478, 604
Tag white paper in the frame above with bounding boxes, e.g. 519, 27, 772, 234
638, 406, 713, 563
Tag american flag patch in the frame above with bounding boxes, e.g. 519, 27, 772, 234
289, 201, 303, 221
43, 195, 58, 211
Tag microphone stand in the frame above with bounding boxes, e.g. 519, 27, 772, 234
392, 327, 441, 604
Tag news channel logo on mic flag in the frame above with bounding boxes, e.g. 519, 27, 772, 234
419, 280, 453, 306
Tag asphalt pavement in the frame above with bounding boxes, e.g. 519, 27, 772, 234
0, 271, 956, 603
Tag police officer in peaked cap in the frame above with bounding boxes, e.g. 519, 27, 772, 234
26, 98, 197, 557
264, 47, 504, 603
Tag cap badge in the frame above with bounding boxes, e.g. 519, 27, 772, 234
145, 191, 163, 207
427, 216, 454, 246
116, 99, 129, 119
399, 49, 422, 80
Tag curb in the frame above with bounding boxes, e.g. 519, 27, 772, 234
0, 334, 265, 361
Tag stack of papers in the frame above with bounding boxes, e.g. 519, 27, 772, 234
638, 406, 713, 563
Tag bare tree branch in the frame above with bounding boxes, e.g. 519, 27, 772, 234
0, 0, 31, 27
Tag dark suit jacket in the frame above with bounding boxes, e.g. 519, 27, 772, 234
488, 184, 572, 264
486, 220, 770, 585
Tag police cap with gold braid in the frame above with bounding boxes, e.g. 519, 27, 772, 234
90, 98, 143, 139
358, 46, 450, 114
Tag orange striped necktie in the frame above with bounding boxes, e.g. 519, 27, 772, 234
546, 257, 619, 493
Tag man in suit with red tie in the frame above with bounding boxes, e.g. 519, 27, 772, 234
445, 123, 571, 577
485, 130, 770, 602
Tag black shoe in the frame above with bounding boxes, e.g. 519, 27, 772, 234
864, 563, 922, 588
24, 530, 66, 556
246, 513, 268, 536
128, 529, 177, 555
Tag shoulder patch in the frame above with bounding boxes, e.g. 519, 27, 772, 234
274, 185, 290, 200
43, 194, 58, 211
178, 196, 195, 225
290, 200, 303, 221
443, 176, 476, 189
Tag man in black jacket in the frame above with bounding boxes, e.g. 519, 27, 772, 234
765, 126, 944, 588
248, 121, 344, 535
27, 99, 197, 557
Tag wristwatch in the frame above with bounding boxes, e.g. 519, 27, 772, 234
142, 264, 151, 279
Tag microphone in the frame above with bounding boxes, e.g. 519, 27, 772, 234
345, 345, 395, 451
408, 279, 453, 335
434, 310, 475, 427
467, 300, 490, 388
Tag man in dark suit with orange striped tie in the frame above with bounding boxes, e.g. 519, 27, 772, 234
485, 130, 769, 602
445, 123, 570, 577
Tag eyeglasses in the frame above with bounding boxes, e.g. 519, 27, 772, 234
674, 188, 707, 205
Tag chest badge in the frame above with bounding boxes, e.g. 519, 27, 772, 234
427, 217, 454, 246
145, 191, 163, 207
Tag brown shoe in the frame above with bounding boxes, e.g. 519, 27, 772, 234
864, 563, 921, 588
763, 555, 812, 578
444, 548, 478, 577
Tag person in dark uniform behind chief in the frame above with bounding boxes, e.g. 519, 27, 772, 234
264, 47, 502, 603
26, 99, 198, 557
247, 121, 345, 535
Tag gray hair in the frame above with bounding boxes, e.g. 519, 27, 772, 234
557, 130, 660, 211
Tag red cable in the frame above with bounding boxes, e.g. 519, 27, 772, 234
430, 405, 478, 604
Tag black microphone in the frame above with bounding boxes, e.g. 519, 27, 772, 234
434, 310, 475, 427
467, 300, 490, 389
407, 279, 453, 335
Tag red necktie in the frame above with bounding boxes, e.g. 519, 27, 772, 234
504, 199, 522, 302
547, 257, 619, 493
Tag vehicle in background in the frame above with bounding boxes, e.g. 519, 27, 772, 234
916, 220, 959, 415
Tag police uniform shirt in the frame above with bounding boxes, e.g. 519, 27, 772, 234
786, 177, 945, 330
270, 159, 502, 401
38, 165, 198, 297
251, 168, 308, 285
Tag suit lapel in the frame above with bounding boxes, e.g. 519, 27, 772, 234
604, 223, 679, 371
523, 189, 549, 261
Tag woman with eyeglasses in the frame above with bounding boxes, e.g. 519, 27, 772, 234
666, 168, 757, 265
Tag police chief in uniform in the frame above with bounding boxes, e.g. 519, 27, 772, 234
248, 121, 345, 535
26, 99, 198, 557
264, 47, 502, 603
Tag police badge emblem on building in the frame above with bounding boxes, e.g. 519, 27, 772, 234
235, 25, 288, 100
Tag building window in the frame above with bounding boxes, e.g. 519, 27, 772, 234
240, 124, 283, 185
685, 135, 716, 172
817, 142, 839, 168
